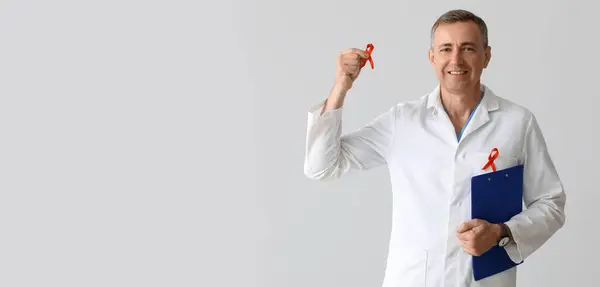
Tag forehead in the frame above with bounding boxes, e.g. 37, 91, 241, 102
432, 21, 483, 46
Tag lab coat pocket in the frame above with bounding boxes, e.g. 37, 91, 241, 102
386, 248, 428, 287
468, 151, 520, 177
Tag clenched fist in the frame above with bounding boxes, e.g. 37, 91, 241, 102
334, 48, 372, 92
456, 219, 504, 256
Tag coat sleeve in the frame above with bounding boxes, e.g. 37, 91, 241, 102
303, 99, 396, 181
503, 114, 567, 263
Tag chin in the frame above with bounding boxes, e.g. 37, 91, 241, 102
442, 80, 474, 93
442, 84, 468, 93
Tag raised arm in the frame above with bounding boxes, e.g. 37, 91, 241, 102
303, 48, 396, 180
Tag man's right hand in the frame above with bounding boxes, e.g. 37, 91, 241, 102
335, 48, 372, 92
322, 48, 371, 114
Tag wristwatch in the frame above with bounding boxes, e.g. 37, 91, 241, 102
497, 223, 512, 247
498, 236, 511, 247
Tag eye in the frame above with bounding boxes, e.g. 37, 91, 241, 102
463, 47, 475, 52
440, 48, 451, 52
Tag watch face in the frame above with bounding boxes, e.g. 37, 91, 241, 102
499, 237, 510, 247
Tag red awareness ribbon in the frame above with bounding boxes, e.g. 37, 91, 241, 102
481, 148, 499, 172
360, 43, 374, 69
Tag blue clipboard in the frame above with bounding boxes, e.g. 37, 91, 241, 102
471, 164, 524, 281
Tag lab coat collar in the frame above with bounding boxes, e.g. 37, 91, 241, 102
426, 83, 500, 116
426, 83, 500, 142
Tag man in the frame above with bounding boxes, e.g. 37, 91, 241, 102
303, 9, 566, 287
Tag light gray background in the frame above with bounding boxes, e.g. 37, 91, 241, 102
0, 1, 596, 286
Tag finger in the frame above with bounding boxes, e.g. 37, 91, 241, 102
342, 59, 360, 67
341, 58, 362, 68
343, 67, 360, 76
458, 239, 467, 249
458, 219, 486, 233
458, 235, 476, 248
343, 63, 362, 73
472, 219, 485, 225
459, 242, 476, 256
457, 229, 475, 242
341, 52, 361, 60
338, 57, 362, 71
344, 59, 367, 69
344, 63, 360, 68
457, 232, 468, 242
341, 48, 370, 59
337, 52, 355, 65
461, 241, 478, 256
457, 220, 476, 233
342, 62, 361, 72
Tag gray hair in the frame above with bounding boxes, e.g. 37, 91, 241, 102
430, 9, 489, 47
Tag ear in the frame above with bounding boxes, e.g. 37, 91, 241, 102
428, 48, 435, 65
483, 46, 492, 68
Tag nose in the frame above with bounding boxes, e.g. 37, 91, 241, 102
450, 48, 464, 65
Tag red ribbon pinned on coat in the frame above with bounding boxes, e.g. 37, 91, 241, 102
360, 43, 374, 69
481, 148, 499, 172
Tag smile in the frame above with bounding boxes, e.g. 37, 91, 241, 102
448, 71, 467, 75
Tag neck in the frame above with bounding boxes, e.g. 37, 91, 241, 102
440, 83, 482, 119
440, 83, 483, 136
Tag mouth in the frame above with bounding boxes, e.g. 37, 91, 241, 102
447, 70, 468, 75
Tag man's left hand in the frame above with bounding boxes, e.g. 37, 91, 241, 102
456, 219, 502, 256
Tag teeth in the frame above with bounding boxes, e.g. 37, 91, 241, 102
449, 71, 466, 75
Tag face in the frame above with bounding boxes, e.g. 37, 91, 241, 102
428, 21, 491, 94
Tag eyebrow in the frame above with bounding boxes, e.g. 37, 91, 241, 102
437, 42, 478, 49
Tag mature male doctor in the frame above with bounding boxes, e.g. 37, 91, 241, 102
303, 9, 566, 287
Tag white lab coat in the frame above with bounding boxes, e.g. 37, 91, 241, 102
303, 84, 566, 287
